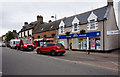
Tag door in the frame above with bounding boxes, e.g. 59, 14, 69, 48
41, 44, 48, 51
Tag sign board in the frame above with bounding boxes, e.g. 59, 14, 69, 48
107, 30, 120, 35
59, 31, 101, 39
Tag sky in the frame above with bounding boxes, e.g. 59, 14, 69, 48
0, 0, 120, 37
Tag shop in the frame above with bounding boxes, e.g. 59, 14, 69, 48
59, 31, 101, 50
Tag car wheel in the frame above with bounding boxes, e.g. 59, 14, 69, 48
50, 50, 56, 56
37, 49, 41, 54
20, 47, 24, 51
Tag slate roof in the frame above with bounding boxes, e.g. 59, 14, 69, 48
29, 5, 111, 34
63, 5, 111, 27
21, 21, 38, 32
33, 20, 61, 34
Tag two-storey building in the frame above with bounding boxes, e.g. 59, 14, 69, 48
58, 1, 120, 52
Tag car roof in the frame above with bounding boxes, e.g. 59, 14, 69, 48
46, 43, 61, 44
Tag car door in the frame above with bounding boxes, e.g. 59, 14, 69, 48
41, 44, 48, 51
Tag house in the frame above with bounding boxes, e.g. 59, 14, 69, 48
58, 0, 120, 52
32, 20, 61, 46
18, 15, 43, 41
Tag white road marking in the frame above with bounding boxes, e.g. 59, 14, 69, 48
0, 72, 2, 74
111, 62, 118, 66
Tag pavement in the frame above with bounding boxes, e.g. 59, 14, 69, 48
2, 47, 118, 75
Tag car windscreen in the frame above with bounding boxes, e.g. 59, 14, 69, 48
23, 40, 32, 44
16, 41, 20, 44
56, 44, 64, 47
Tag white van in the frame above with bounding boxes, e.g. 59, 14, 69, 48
10, 39, 20, 49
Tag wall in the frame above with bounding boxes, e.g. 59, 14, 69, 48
104, 6, 120, 50
32, 30, 56, 42
58, 21, 104, 50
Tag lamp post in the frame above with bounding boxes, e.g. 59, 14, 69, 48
51, 14, 58, 43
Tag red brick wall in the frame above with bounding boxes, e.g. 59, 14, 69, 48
32, 30, 56, 42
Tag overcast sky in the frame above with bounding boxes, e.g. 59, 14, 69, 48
0, 0, 119, 37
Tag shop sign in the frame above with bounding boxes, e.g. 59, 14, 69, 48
107, 30, 120, 35
59, 31, 101, 39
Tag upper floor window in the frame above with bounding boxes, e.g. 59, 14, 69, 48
73, 23, 78, 31
60, 26, 64, 34
87, 19, 98, 30
90, 19, 96, 29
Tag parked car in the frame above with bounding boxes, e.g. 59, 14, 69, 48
20, 39, 34, 51
0, 41, 6, 47
36, 43, 66, 56
10, 39, 20, 49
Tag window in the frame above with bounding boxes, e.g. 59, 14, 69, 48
43, 44, 47, 47
60, 26, 64, 34
28, 31, 29, 36
90, 19, 95, 29
56, 44, 64, 47
38, 36, 40, 38
73, 23, 78, 32
47, 44, 55, 47
88, 19, 98, 30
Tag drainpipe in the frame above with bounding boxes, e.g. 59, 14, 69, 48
103, 20, 105, 51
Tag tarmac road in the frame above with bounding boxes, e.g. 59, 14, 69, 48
2, 47, 118, 75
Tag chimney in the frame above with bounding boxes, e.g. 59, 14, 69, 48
13, 30, 17, 33
37, 15, 43, 24
24, 22, 28, 25
107, 0, 113, 6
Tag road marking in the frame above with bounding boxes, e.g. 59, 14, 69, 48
0, 72, 2, 74
111, 62, 118, 66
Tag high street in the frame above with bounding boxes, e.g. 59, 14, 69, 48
2, 47, 118, 75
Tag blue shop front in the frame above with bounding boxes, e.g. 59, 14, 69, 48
59, 31, 101, 50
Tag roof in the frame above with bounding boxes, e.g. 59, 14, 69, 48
33, 5, 111, 34
21, 21, 38, 32
33, 20, 61, 34
63, 5, 111, 27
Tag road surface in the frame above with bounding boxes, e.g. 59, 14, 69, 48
2, 47, 118, 75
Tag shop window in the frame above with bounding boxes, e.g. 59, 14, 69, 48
73, 23, 78, 32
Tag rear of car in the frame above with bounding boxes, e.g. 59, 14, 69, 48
36, 43, 65, 56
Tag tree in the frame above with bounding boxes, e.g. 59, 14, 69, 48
5, 31, 15, 42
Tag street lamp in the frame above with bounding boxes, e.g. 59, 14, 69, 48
51, 14, 58, 43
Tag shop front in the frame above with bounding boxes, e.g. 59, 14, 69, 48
59, 31, 101, 50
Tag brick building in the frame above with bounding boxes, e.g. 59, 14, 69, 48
32, 20, 61, 46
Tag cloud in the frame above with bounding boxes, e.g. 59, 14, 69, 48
0, 0, 119, 37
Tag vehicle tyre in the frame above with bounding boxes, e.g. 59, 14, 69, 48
20, 47, 24, 51
59, 53, 64, 56
50, 50, 56, 56
37, 49, 41, 54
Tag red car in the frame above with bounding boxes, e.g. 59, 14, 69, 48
20, 39, 34, 51
36, 43, 65, 56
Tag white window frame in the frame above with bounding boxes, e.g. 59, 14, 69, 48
73, 23, 79, 32
60, 26, 64, 34
87, 19, 98, 30
59, 20, 65, 34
